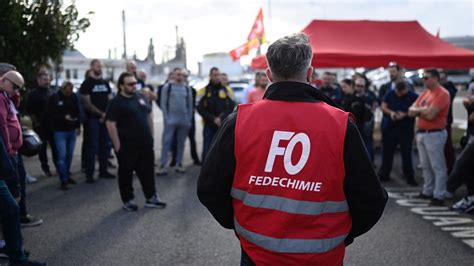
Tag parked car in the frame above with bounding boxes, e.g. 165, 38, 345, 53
228, 81, 249, 104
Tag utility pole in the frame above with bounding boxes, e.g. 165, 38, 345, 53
175, 25, 179, 47
122, 10, 127, 59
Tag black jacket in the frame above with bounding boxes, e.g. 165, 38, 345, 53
197, 83, 235, 130
197, 81, 388, 247
47, 91, 81, 131
26, 86, 54, 129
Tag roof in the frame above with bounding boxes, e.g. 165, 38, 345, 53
252, 20, 474, 69
63, 49, 87, 59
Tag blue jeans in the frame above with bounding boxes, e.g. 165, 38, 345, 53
160, 123, 190, 166
54, 130, 77, 182
0, 180, 27, 264
202, 125, 218, 162
84, 118, 109, 177
10, 155, 27, 218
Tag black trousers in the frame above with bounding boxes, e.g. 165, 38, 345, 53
444, 126, 456, 174
447, 137, 474, 195
34, 126, 58, 173
379, 124, 415, 180
117, 143, 156, 202
81, 121, 88, 169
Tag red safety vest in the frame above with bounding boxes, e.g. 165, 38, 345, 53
233, 99, 352, 266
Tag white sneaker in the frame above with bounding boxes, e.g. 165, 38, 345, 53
451, 197, 474, 213
156, 165, 168, 176
26, 174, 38, 184
175, 164, 186, 173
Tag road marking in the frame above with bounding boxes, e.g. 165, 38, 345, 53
387, 188, 474, 249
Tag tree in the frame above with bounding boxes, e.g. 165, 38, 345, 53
0, 0, 92, 88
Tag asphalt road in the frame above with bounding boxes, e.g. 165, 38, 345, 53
7, 107, 474, 266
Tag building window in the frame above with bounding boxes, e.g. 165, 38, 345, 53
73, 69, 78, 79
65, 69, 71, 79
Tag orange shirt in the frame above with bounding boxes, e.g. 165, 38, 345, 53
414, 86, 450, 130
247, 87, 266, 103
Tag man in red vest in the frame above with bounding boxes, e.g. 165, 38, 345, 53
197, 33, 387, 265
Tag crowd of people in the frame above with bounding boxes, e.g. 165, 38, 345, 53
0, 52, 474, 264
315, 64, 474, 211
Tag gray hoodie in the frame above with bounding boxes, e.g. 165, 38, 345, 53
159, 82, 192, 126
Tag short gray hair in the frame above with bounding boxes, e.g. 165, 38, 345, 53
266, 33, 313, 80
0, 63, 16, 76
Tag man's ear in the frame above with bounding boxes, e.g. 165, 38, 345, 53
307, 67, 314, 83
265, 68, 273, 83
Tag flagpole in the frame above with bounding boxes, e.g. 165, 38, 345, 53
268, 0, 271, 20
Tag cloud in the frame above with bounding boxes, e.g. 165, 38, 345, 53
73, 0, 473, 72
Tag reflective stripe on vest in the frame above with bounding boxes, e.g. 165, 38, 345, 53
231, 188, 348, 215
233, 100, 351, 264
234, 218, 347, 253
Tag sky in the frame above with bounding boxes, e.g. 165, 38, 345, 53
72, 0, 474, 72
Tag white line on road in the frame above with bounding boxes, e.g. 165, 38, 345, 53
389, 190, 474, 249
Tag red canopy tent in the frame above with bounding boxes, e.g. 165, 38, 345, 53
251, 20, 474, 69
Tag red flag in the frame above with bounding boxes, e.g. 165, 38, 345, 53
230, 43, 250, 61
247, 8, 265, 41
229, 8, 266, 61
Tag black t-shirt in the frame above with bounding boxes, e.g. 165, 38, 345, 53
79, 77, 111, 117
105, 93, 152, 146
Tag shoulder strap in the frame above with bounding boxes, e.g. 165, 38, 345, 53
185, 86, 190, 112
166, 83, 172, 113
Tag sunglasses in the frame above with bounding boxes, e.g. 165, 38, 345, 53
422, 76, 430, 80
125, 82, 137, 87
4, 78, 22, 91
355, 84, 365, 88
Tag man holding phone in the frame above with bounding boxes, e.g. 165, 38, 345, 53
47, 81, 81, 190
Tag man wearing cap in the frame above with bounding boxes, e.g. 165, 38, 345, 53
197, 33, 387, 265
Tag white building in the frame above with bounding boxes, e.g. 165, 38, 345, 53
57, 49, 126, 83
200, 52, 243, 78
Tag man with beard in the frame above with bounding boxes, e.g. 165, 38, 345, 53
126, 61, 157, 103
319, 72, 342, 105
197, 67, 236, 161
378, 62, 414, 104
156, 68, 193, 175
247, 72, 268, 103
26, 71, 57, 177
169, 69, 201, 167
106, 72, 166, 211
80, 59, 115, 183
